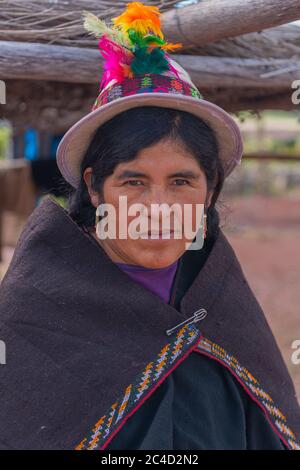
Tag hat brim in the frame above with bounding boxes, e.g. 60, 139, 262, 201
56, 92, 243, 188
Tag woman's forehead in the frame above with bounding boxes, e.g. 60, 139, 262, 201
112, 143, 200, 171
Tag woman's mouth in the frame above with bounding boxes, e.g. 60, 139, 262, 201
140, 229, 180, 239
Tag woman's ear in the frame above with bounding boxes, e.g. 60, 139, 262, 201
205, 190, 213, 210
83, 167, 100, 209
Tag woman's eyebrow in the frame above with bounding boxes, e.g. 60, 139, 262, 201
115, 170, 148, 180
115, 170, 201, 180
168, 171, 201, 179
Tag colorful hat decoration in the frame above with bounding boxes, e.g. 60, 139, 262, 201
56, 1, 243, 188
83, 2, 184, 91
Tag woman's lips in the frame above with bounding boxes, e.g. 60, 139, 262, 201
140, 230, 180, 239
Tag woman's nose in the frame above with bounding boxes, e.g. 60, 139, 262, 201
143, 184, 170, 206
142, 186, 179, 228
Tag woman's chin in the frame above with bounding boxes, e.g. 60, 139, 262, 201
127, 241, 185, 269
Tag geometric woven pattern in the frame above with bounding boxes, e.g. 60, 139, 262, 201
75, 327, 300, 450
195, 338, 300, 451
75, 323, 202, 450
92, 74, 203, 111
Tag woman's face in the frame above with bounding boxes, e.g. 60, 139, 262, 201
84, 138, 213, 268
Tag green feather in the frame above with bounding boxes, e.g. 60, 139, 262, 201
130, 47, 170, 76
127, 28, 165, 49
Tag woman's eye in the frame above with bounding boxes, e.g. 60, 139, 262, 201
173, 179, 189, 186
124, 180, 143, 186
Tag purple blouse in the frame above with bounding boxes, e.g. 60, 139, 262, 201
115, 259, 179, 303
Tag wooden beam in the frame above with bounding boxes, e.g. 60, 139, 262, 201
162, 0, 300, 48
186, 24, 300, 60
0, 41, 100, 84
175, 55, 300, 88
0, 41, 299, 88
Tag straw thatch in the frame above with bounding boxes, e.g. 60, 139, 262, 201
0, 0, 178, 46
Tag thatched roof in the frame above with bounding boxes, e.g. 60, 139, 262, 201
0, 0, 300, 133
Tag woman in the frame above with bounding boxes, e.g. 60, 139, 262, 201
0, 2, 299, 450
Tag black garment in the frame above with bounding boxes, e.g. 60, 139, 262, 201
106, 352, 285, 450
106, 236, 286, 450
0, 197, 299, 449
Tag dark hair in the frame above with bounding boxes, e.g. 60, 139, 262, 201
67, 106, 225, 241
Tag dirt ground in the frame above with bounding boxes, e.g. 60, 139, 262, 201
220, 191, 300, 404
1, 191, 300, 403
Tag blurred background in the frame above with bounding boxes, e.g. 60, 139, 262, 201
0, 0, 300, 402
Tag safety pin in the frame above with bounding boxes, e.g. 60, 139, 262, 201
166, 308, 207, 336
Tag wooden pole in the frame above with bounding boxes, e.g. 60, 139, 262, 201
0, 41, 100, 84
0, 41, 299, 88
162, 0, 300, 48
188, 24, 300, 60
